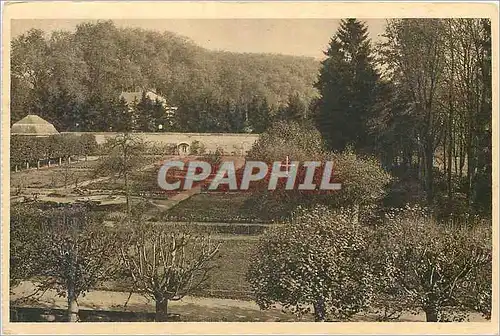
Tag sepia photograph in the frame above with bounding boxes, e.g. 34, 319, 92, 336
1, 1, 498, 335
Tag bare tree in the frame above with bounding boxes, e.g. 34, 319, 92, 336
120, 220, 221, 321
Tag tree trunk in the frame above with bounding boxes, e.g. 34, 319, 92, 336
59, 157, 62, 166
155, 299, 169, 322
424, 305, 438, 322
352, 204, 360, 224
67, 289, 79, 322
37, 160, 40, 169
125, 173, 131, 215
313, 297, 326, 322
424, 142, 434, 203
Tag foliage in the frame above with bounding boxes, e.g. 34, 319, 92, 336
325, 150, 392, 209
94, 133, 148, 213
11, 21, 320, 133
119, 217, 221, 321
190, 140, 206, 155
248, 205, 373, 321
315, 19, 380, 152
10, 205, 47, 288
246, 124, 391, 220
371, 205, 492, 321
10, 134, 97, 169
375, 19, 491, 211
10, 204, 119, 322
247, 120, 325, 163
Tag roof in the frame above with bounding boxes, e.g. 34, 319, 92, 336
119, 90, 168, 106
11, 114, 59, 136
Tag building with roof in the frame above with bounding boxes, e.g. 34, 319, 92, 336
119, 90, 178, 130
11, 114, 59, 136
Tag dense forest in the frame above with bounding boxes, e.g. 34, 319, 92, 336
11, 20, 320, 133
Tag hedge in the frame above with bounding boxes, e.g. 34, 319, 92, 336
11, 134, 98, 168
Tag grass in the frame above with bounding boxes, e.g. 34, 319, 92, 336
197, 238, 258, 299
11, 165, 94, 190
164, 193, 268, 223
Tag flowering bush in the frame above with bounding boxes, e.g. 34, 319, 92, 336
370, 205, 492, 321
247, 205, 373, 321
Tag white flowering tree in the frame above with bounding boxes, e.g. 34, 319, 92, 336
371, 205, 492, 321
247, 205, 373, 321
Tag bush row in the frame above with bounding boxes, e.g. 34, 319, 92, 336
11, 134, 98, 166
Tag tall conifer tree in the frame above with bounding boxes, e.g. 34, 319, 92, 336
316, 19, 380, 152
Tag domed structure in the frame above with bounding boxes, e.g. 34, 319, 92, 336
11, 115, 59, 136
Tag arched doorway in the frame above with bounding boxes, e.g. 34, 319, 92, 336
178, 142, 190, 156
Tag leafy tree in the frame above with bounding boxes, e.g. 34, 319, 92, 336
112, 97, 134, 132
10, 205, 46, 288
135, 92, 156, 132
372, 205, 492, 321
11, 204, 119, 322
248, 205, 373, 321
247, 120, 325, 163
315, 19, 380, 152
246, 121, 391, 220
94, 133, 148, 213
79, 133, 98, 159
278, 92, 309, 122
247, 95, 271, 133
120, 220, 221, 321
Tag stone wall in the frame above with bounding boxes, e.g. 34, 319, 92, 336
63, 132, 260, 155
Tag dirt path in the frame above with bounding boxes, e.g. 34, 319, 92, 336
10, 281, 298, 322
10, 282, 488, 322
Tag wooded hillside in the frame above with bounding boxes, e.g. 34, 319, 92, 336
11, 20, 320, 132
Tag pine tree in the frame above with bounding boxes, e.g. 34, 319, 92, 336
113, 97, 133, 132
316, 19, 380, 152
135, 92, 155, 132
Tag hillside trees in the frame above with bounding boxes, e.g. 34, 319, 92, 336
315, 19, 380, 153
11, 21, 320, 133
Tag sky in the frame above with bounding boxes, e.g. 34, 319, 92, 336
11, 19, 387, 59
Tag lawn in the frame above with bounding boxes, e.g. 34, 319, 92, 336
197, 238, 258, 299
163, 192, 269, 223
11, 162, 97, 190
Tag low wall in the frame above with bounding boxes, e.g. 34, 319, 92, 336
63, 132, 260, 155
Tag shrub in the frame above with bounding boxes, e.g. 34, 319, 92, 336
247, 120, 325, 162
247, 205, 373, 321
190, 140, 206, 155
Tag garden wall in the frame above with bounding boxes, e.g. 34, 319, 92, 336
63, 132, 260, 155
